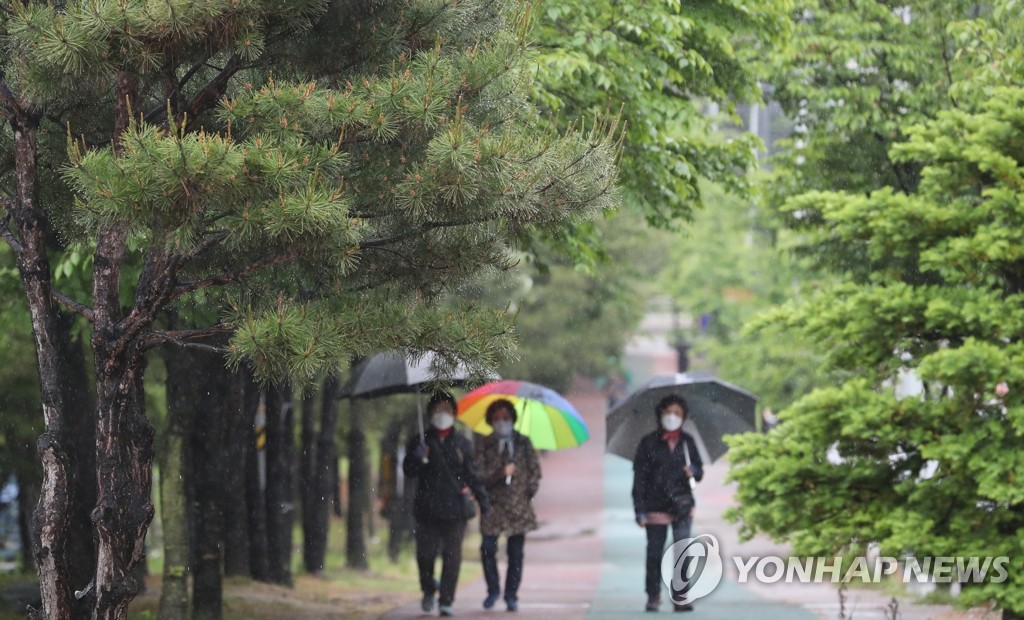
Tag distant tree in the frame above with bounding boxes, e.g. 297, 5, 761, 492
0, 1, 618, 618
534, 0, 791, 226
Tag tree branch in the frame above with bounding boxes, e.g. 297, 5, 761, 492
0, 72, 25, 121
358, 217, 494, 249
52, 290, 95, 322
171, 251, 297, 300
0, 207, 24, 255
143, 325, 233, 352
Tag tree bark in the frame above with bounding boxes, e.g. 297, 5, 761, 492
345, 398, 369, 570
305, 375, 339, 574
90, 336, 155, 620
9, 116, 77, 620
299, 391, 317, 574
222, 371, 251, 578
243, 374, 270, 582
264, 384, 294, 585
157, 345, 194, 620
191, 352, 236, 620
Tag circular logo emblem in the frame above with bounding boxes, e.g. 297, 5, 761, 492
661, 534, 724, 604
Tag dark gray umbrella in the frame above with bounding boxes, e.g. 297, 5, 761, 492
339, 350, 496, 452
338, 350, 481, 399
606, 373, 758, 462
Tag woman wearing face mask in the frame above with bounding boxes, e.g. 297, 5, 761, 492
404, 390, 491, 617
473, 399, 542, 612
631, 394, 704, 613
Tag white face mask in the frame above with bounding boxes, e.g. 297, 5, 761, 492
492, 420, 514, 437
660, 414, 683, 432
432, 412, 455, 431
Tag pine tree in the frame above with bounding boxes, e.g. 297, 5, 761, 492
0, 1, 619, 618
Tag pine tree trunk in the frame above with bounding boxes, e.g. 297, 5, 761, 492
299, 392, 318, 574
345, 399, 368, 570
157, 345, 194, 620
222, 372, 251, 578
90, 337, 155, 620
244, 374, 270, 582
11, 119, 77, 620
305, 375, 339, 574
191, 352, 235, 620
264, 384, 294, 585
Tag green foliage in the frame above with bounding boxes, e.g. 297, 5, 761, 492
488, 212, 662, 391
1, 0, 621, 390
657, 183, 826, 411
729, 3, 1024, 613
533, 0, 792, 225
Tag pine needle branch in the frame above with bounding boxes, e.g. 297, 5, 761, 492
171, 251, 298, 300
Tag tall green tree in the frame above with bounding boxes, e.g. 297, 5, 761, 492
0, 1, 618, 618
534, 0, 791, 226
728, 3, 1024, 615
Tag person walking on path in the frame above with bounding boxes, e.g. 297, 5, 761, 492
404, 391, 491, 617
632, 394, 704, 613
474, 399, 542, 612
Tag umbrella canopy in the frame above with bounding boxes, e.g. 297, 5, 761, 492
338, 350, 484, 399
606, 373, 757, 463
458, 380, 589, 451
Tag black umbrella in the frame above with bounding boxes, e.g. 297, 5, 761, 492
338, 350, 478, 399
605, 373, 757, 463
339, 350, 496, 456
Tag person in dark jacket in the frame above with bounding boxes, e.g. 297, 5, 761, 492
474, 399, 542, 612
632, 394, 704, 613
404, 391, 491, 617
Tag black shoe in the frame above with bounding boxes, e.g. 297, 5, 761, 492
421, 594, 435, 612
483, 593, 499, 609
645, 595, 661, 612
506, 598, 518, 612
673, 602, 694, 612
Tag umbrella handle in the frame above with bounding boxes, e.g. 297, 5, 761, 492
417, 392, 428, 463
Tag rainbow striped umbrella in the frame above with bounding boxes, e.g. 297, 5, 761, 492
457, 380, 589, 450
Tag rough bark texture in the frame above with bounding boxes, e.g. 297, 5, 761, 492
264, 384, 295, 585
345, 399, 369, 570
243, 373, 270, 582
305, 375, 339, 574
10, 117, 76, 620
157, 345, 194, 620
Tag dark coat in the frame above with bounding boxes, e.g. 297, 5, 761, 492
403, 428, 491, 522
631, 430, 704, 516
474, 431, 541, 536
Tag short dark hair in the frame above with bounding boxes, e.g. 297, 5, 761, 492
427, 390, 457, 414
485, 398, 517, 425
655, 394, 688, 418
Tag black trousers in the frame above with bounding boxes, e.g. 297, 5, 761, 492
481, 533, 525, 601
415, 518, 467, 606
644, 516, 693, 597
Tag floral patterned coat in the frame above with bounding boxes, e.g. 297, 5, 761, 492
474, 431, 541, 536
